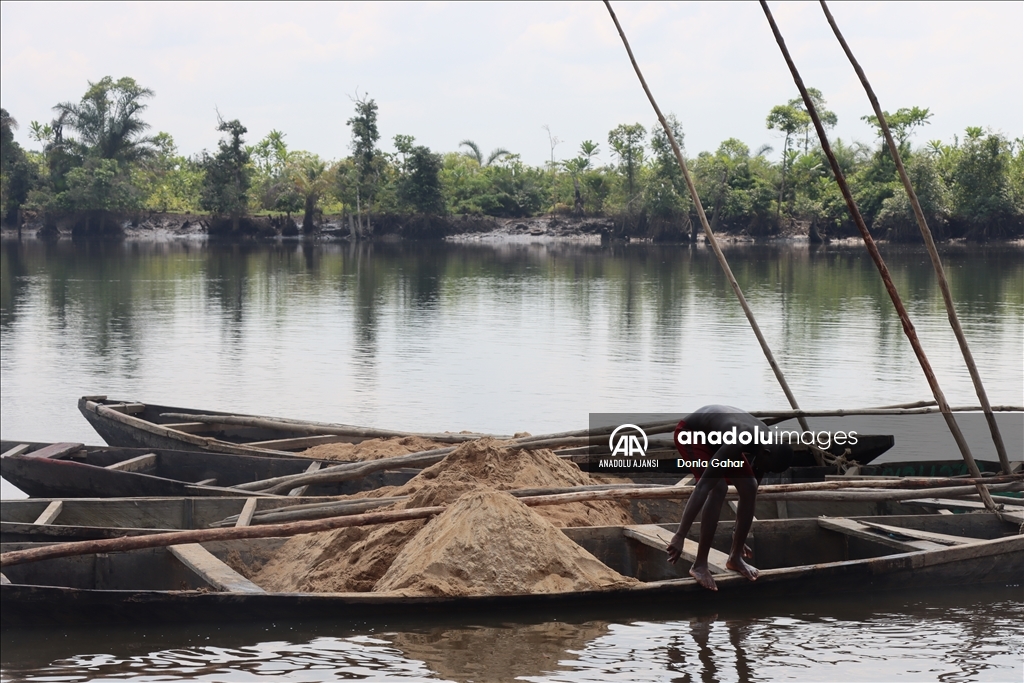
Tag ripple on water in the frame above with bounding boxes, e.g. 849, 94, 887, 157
2, 592, 1021, 683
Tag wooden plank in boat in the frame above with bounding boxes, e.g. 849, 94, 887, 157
624, 524, 731, 574
1, 444, 31, 458
247, 435, 348, 450
105, 403, 146, 414
288, 462, 321, 497
818, 517, 943, 552
168, 543, 264, 593
906, 498, 1024, 524
33, 501, 63, 526
235, 498, 258, 528
0, 572, 9, 585
18, 443, 83, 460
160, 422, 217, 434
104, 453, 158, 472
859, 521, 980, 546
195, 478, 217, 486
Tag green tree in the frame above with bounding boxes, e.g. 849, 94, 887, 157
608, 123, 646, 208
788, 87, 837, 153
288, 152, 329, 232
1, 108, 33, 226
766, 103, 809, 224
396, 139, 445, 215
200, 118, 250, 232
862, 106, 932, 148
946, 128, 1020, 239
52, 76, 156, 164
248, 129, 291, 210
347, 94, 381, 231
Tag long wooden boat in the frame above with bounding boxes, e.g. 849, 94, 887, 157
1, 513, 1019, 626
77, 396, 488, 457
0, 441, 417, 500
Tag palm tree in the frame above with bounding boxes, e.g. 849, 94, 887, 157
53, 76, 156, 164
459, 140, 511, 167
289, 153, 329, 233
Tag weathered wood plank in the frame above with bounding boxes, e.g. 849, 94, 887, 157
104, 453, 158, 472
234, 498, 258, 528
288, 462, 321, 497
906, 498, 1024, 514
818, 517, 943, 552
248, 435, 349, 450
168, 543, 264, 593
33, 501, 63, 526
624, 524, 732, 574
859, 521, 980, 546
160, 422, 217, 434
18, 443, 83, 460
1, 444, 31, 459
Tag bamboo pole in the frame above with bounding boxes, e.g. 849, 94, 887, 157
818, 0, 1011, 476
212, 474, 1024, 527
2, 478, 1019, 568
751, 405, 1022, 420
602, 0, 812, 437
758, 1, 999, 513
158, 413, 503, 443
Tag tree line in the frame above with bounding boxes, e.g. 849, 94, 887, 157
2, 76, 1022, 240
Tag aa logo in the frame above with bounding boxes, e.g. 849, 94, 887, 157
608, 424, 648, 458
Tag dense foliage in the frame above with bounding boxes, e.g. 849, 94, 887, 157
2, 77, 1022, 240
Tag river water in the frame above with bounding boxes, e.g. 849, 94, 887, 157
1, 236, 1022, 681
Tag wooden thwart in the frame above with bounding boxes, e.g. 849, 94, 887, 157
1, 444, 31, 459
17, 443, 83, 460
288, 462, 321, 496
33, 501, 63, 526
624, 524, 731, 574
104, 453, 158, 472
234, 498, 259, 528
168, 543, 264, 593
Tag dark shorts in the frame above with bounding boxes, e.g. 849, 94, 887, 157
674, 419, 755, 482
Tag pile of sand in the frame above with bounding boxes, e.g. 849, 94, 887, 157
374, 489, 637, 596
252, 438, 633, 593
302, 435, 451, 461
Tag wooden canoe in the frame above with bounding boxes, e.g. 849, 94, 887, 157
13, 485, 1017, 543
1, 513, 1019, 626
77, 396, 492, 457
0, 441, 417, 500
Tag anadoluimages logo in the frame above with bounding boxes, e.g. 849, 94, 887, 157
608, 424, 648, 457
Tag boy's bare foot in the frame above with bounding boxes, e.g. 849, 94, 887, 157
689, 564, 718, 591
726, 555, 759, 581
743, 543, 753, 560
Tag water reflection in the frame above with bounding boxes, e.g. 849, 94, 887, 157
6, 588, 1018, 682
1, 238, 1021, 473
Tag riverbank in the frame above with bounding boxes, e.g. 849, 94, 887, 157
3, 211, 1021, 245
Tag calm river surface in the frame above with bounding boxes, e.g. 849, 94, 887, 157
1, 237, 1022, 681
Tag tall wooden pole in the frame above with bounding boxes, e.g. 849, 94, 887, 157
818, 1, 1010, 475
758, 1, 997, 511
602, 0, 811, 435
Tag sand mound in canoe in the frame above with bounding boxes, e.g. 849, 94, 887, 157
252, 438, 632, 593
302, 435, 451, 461
374, 488, 637, 596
